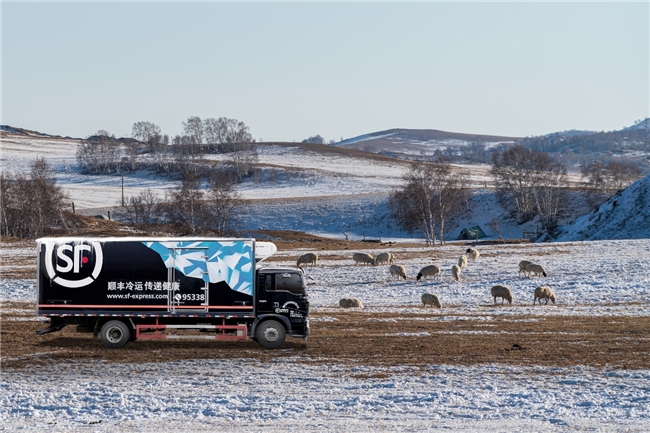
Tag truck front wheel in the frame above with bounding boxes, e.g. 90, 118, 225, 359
100, 320, 131, 349
255, 320, 286, 349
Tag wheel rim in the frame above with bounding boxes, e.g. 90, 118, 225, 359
106, 326, 123, 343
263, 326, 279, 342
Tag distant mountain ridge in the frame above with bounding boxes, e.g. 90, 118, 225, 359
335, 119, 650, 163
336, 128, 520, 155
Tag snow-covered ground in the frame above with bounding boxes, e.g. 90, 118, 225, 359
3, 360, 649, 432
2, 239, 650, 431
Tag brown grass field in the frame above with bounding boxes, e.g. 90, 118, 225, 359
2, 234, 649, 373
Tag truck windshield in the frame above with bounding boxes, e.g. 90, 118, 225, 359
274, 273, 306, 295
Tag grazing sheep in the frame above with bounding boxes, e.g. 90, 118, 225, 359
526, 263, 547, 278
421, 293, 442, 308
533, 286, 556, 305
352, 252, 375, 266
339, 298, 363, 308
466, 248, 480, 261
518, 260, 533, 276
451, 265, 461, 282
296, 253, 318, 268
491, 285, 513, 305
416, 264, 441, 281
458, 255, 468, 270
389, 264, 407, 280
374, 252, 394, 266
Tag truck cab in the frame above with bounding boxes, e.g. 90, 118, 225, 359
254, 267, 309, 346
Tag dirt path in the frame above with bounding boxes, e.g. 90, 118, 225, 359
3, 303, 649, 371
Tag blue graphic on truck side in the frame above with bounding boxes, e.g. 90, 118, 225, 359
143, 241, 254, 296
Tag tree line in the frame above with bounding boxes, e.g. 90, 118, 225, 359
1, 159, 244, 238
389, 144, 644, 244
77, 117, 257, 182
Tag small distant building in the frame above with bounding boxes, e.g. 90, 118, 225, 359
457, 225, 487, 240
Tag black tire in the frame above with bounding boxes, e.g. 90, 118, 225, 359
100, 320, 131, 349
255, 320, 286, 349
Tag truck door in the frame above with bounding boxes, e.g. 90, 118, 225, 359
168, 247, 209, 312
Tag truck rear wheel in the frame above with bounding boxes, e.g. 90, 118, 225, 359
255, 320, 286, 349
100, 320, 131, 349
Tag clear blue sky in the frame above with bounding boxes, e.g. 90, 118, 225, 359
2, 2, 648, 142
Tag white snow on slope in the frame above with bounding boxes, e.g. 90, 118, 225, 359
553, 174, 650, 242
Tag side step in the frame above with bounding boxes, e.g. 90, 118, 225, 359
136, 323, 248, 341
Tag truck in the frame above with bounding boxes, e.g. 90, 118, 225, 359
35, 237, 309, 349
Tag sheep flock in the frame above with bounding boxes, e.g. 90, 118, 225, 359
294, 246, 555, 310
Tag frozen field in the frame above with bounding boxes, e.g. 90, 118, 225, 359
2, 238, 649, 432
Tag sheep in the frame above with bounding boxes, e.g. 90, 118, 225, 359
339, 298, 363, 308
352, 252, 375, 266
421, 293, 442, 308
451, 265, 461, 282
458, 255, 468, 270
416, 264, 441, 281
526, 263, 547, 278
465, 248, 480, 261
491, 285, 513, 305
518, 260, 533, 276
533, 286, 556, 305
389, 264, 407, 280
296, 253, 318, 268
374, 252, 394, 266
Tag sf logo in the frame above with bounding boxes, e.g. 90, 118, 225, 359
44, 241, 104, 288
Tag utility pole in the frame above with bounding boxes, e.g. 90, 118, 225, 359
121, 176, 125, 207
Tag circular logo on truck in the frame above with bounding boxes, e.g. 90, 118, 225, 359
44, 241, 103, 288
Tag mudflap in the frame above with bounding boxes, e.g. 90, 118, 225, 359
35, 318, 67, 335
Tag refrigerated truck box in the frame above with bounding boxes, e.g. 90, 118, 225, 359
36, 237, 309, 349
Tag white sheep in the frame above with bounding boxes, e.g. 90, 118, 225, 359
416, 264, 441, 281
296, 253, 318, 268
389, 264, 407, 280
491, 285, 513, 305
352, 252, 375, 266
374, 252, 394, 266
458, 255, 468, 270
465, 248, 480, 261
533, 286, 556, 305
518, 260, 533, 276
421, 293, 442, 308
526, 263, 547, 278
339, 298, 363, 308
451, 265, 461, 282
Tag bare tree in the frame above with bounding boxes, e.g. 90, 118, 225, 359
529, 158, 568, 230
77, 133, 123, 174
205, 171, 243, 235
390, 158, 470, 245
182, 116, 204, 152
132, 121, 162, 145
491, 145, 568, 230
490, 145, 538, 223
202, 117, 257, 180
581, 160, 643, 208
120, 189, 164, 234
166, 176, 208, 234
0, 158, 69, 238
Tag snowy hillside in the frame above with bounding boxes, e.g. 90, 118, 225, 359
552, 174, 650, 242
337, 128, 519, 156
